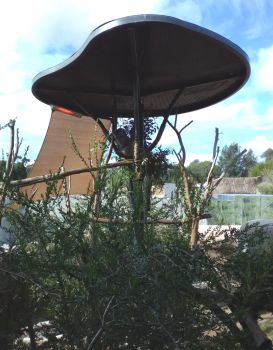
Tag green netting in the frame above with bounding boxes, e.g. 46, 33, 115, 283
208, 195, 273, 225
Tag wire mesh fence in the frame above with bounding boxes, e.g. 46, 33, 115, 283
208, 194, 273, 225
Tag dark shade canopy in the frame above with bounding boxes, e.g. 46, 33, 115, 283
32, 14, 250, 119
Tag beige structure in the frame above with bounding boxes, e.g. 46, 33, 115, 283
22, 109, 110, 200
212, 177, 262, 196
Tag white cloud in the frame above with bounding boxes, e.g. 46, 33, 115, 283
170, 99, 273, 132
167, 151, 211, 166
161, 0, 202, 24
254, 45, 273, 93
1, 0, 272, 164
162, 100, 250, 135
3, 0, 161, 54
184, 152, 212, 165
0, 0, 163, 160
0, 91, 51, 158
243, 136, 273, 158
0, 91, 50, 136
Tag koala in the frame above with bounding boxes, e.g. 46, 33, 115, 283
113, 128, 133, 158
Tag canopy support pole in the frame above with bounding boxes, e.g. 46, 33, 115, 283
129, 28, 144, 247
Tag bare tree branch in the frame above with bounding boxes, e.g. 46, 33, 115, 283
167, 118, 193, 166
86, 296, 114, 350
10, 160, 135, 188
206, 128, 221, 186
5, 120, 16, 178
212, 127, 219, 159
91, 213, 210, 225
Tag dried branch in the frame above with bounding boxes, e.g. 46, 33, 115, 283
1, 120, 24, 221
167, 118, 194, 214
167, 120, 224, 247
212, 127, 219, 159
146, 88, 184, 153
167, 118, 193, 166
10, 160, 135, 188
91, 213, 210, 225
5, 120, 16, 178
205, 127, 221, 192
60, 166, 71, 215
86, 296, 114, 350
104, 140, 113, 165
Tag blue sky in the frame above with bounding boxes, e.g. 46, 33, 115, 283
1, 0, 273, 164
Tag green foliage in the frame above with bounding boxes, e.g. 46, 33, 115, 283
218, 143, 257, 177
250, 161, 273, 177
0, 160, 28, 181
208, 195, 273, 225
2, 123, 273, 349
4, 187, 273, 349
187, 160, 221, 183
257, 182, 273, 194
0, 248, 32, 349
261, 148, 273, 162
120, 117, 158, 146
3, 197, 250, 349
250, 161, 273, 194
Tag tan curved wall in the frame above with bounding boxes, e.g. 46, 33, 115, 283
22, 109, 110, 200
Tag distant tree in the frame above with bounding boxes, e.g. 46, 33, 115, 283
261, 148, 273, 162
250, 160, 273, 177
0, 160, 27, 181
218, 143, 257, 177
187, 159, 221, 183
250, 160, 273, 194
257, 182, 273, 194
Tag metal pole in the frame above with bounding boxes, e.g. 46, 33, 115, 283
130, 28, 144, 161
129, 28, 144, 247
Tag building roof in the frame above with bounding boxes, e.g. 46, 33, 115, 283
212, 177, 262, 196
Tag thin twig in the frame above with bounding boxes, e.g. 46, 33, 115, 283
86, 296, 114, 350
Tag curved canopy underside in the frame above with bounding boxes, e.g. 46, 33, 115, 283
32, 14, 250, 119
